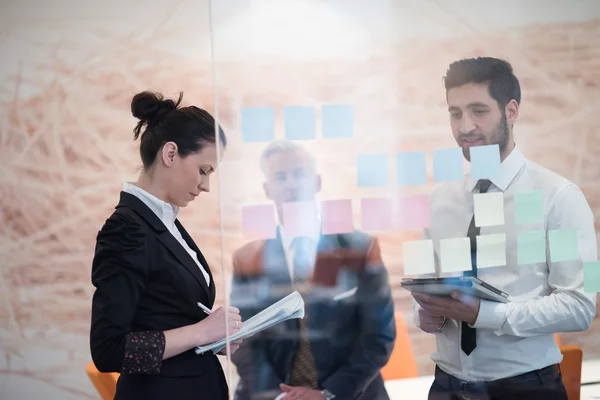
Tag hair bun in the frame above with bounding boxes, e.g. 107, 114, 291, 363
131, 91, 178, 121
131, 91, 183, 140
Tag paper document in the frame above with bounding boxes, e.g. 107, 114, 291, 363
195, 291, 305, 355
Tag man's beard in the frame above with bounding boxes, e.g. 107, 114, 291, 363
461, 113, 510, 160
492, 112, 510, 155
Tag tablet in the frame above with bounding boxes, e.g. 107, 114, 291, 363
401, 276, 511, 303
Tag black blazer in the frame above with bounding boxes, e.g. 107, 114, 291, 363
90, 192, 228, 399
231, 231, 396, 400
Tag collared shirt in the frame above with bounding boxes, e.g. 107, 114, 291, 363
414, 145, 597, 381
277, 202, 322, 283
123, 182, 211, 286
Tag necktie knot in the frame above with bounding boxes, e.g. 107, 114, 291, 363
478, 179, 492, 194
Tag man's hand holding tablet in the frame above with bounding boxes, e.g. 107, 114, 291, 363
413, 290, 481, 327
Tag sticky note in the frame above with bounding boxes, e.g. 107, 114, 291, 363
440, 237, 472, 273
284, 106, 316, 140
398, 194, 430, 230
241, 107, 275, 143
476, 233, 506, 269
433, 147, 464, 182
321, 199, 354, 235
282, 201, 319, 239
241, 204, 276, 240
517, 230, 546, 264
357, 153, 389, 187
402, 240, 435, 275
440, 237, 472, 272
584, 261, 600, 293
396, 151, 427, 186
470, 144, 500, 180
361, 197, 393, 231
514, 190, 544, 224
473, 192, 505, 227
322, 104, 354, 139
549, 229, 579, 262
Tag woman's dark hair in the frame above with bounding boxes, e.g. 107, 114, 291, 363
443, 57, 521, 109
131, 91, 227, 169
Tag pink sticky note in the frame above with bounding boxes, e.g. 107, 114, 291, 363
321, 199, 354, 235
282, 201, 319, 238
241, 204, 276, 240
361, 197, 393, 231
399, 194, 430, 230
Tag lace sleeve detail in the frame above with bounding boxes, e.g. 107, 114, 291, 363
121, 330, 166, 375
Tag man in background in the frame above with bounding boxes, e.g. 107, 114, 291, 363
231, 140, 396, 400
412, 57, 597, 399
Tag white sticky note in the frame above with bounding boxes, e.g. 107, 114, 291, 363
440, 237, 471, 273
476, 233, 507, 269
402, 240, 435, 275
474, 192, 505, 227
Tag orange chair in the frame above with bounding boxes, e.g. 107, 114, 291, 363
86, 361, 119, 400
555, 333, 562, 347
559, 345, 583, 400
555, 333, 583, 400
381, 312, 419, 380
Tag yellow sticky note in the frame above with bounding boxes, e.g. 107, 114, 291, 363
476, 233, 507, 269
440, 237, 471, 274
402, 240, 435, 276
474, 192, 505, 227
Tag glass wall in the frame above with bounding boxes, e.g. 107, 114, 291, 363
0, 0, 599, 399
210, 0, 600, 398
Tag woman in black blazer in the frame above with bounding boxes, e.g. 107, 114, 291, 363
90, 91, 242, 400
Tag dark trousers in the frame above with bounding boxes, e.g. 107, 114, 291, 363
428, 364, 568, 400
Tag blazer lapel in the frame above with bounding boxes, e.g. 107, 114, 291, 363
311, 234, 343, 287
175, 219, 214, 304
116, 192, 211, 301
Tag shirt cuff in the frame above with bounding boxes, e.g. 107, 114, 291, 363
121, 330, 165, 375
471, 300, 508, 331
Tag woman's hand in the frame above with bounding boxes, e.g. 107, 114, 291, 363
194, 306, 242, 346
217, 340, 242, 356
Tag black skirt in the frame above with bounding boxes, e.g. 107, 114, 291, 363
114, 360, 229, 400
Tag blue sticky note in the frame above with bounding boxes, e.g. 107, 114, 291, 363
357, 153, 388, 187
517, 230, 546, 265
396, 151, 427, 186
515, 190, 544, 224
322, 105, 354, 139
433, 148, 464, 182
241, 107, 275, 143
284, 106, 316, 140
470, 144, 500, 180
583, 260, 600, 293
549, 229, 579, 262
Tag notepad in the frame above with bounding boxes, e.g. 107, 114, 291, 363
195, 291, 305, 355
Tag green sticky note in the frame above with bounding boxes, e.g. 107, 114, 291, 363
584, 261, 600, 293
518, 230, 546, 264
549, 229, 578, 262
515, 190, 544, 224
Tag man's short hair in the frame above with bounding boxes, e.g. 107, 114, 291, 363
444, 57, 521, 108
259, 140, 317, 176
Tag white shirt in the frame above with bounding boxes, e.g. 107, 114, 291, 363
413, 145, 597, 381
278, 202, 322, 283
123, 182, 211, 286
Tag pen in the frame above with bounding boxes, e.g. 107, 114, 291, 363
197, 302, 212, 315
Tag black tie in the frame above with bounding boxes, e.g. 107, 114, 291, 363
461, 179, 492, 356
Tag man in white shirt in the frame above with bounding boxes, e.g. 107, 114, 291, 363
411, 57, 597, 400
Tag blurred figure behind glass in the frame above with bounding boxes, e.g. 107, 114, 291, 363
230, 140, 396, 400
